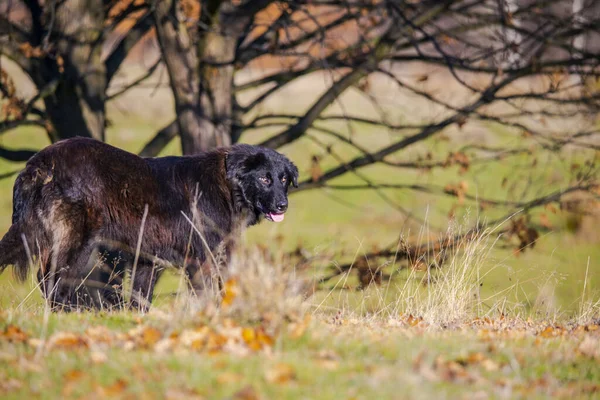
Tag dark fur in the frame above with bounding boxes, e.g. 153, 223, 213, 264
0, 138, 298, 311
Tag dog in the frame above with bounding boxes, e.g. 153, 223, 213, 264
0, 137, 298, 311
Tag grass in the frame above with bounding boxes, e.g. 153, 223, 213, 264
2, 320, 599, 399
1, 242, 599, 399
1, 77, 599, 397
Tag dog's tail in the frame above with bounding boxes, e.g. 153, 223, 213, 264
0, 224, 30, 281
0, 174, 32, 281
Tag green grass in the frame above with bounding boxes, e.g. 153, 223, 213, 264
0, 113, 599, 398
2, 312, 600, 399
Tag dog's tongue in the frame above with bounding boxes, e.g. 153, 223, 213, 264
269, 213, 285, 222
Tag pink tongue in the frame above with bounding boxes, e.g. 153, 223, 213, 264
269, 213, 285, 222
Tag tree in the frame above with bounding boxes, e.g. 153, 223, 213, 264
1, 1, 599, 278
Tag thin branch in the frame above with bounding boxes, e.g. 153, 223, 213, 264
0, 119, 45, 135
138, 120, 178, 157
316, 182, 597, 284
104, 10, 154, 82
107, 57, 162, 100
0, 146, 36, 162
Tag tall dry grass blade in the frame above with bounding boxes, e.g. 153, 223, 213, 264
129, 204, 149, 310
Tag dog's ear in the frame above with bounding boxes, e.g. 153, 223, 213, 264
286, 160, 299, 188
226, 150, 245, 182
226, 147, 266, 181
243, 152, 267, 172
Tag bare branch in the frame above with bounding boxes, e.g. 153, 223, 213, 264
107, 57, 162, 100
104, 11, 154, 82
258, 68, 376, 149
138, 120, 178, 157
0, 146, 36, 162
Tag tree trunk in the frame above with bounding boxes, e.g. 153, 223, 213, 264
195, 16, 238, 151
41, 0, 107, 142
153, 1, 266, 154
196, 3, 270, 150
154, 0, 206, 155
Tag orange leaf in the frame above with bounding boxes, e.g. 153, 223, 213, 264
99, 379, 128, 396
310, 155, 322, 182
216, 372, 245, 385
141, 327, 162, 347
538, 326, 564, 338
233, 385, 260, 400
265, 363, 296, 384
539, 213, 552, 229
3, 325, 28, 343
288, 314, 311, 339
62, 370, 86, 397
222, 278, 239, 307
256, 328, 274, 349
48, 332, 88, 350
165, 387, 204, 400
206, 332, 227, 354
242, 327, 261, 351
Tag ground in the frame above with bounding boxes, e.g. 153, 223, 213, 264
2, 309, 600, 398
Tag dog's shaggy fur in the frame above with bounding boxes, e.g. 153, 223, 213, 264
0, 138, 298, 310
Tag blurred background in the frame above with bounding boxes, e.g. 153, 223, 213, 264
0, 0, 598, 314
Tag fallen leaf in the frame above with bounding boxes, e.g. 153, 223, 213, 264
98, 378, 128, 396
141, 326, 162, 347
64, 369, 85, 382
0, 378, 23, 393
434, 357, 472, 383
222, 278, 239, 307
216, 372, 244, 384
62, 370, 85, 397
315, 350, 340, 370
464, 352, 485, 365
578, 336, 600, 359
481, 358, 499, 372
241, 327, 259, 351
233, 385, 260, 400
265, 363, 296, 384
255, 327, 274, 349
85, 326, 113, 344
587, 325, 599, 332
205, 331, 227, 354
3, 325, 28, 343
538, 326, 564, 338
288, 314, 311, 339
165, 387, 204, 400
90, 350, 108, 364
48, 332, 88, 350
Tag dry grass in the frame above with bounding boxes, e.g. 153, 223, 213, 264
310, 213, 600, 329
1, 223, 600, 399
396, 220, 499, 327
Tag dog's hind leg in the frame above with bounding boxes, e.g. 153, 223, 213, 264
129, 261, 162, 312
37, 233, 94, 311
185, 259, 223, 302
66, 241, 126, 310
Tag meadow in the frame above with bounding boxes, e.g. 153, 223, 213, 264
0, 69, 599, 398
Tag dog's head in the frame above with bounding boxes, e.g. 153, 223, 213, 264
226, 144, 298, 224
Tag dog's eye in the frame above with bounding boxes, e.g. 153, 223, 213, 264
281, 177, 287, 184
259, 176, 271, 185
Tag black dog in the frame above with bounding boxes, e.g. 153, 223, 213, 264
0, 137, 298, 311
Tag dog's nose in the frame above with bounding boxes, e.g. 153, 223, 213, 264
276, 201, 288, 212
